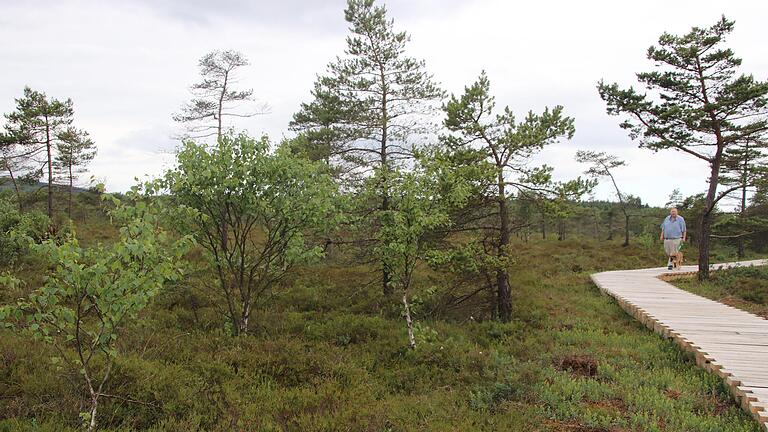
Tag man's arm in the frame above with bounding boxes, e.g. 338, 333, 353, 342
681, 219, 686, 242
660, 227, 664, 241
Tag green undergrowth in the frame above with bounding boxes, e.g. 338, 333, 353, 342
0, 230, 762, 431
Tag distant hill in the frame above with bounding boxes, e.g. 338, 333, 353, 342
0, 177, 91, 195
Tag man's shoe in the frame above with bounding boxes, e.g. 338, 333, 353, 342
668, 265, 673, 270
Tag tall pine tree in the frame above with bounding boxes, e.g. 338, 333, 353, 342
4, 87, 74, 218
598, 17, 768, 279
291, 0, 443, 295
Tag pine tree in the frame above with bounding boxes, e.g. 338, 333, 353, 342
174, 50, 267, 142
3, 87, 74, 218
54, 127, 97, 218
746, 184, 768, 251
598, 17, 768, 279
576, 151, 634, 246
440, 71, 591, 321
665, 189, 684, 209
0, 132, 24, 210
716, 139, 768, 257
291, 0, 443, 295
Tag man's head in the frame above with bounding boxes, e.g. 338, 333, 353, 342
670, 207, 678, 218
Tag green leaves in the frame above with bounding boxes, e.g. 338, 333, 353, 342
598, 16, 768, 160
1, 195, 190, 390
290, 0, 442, 172
439, 71, 587, 320
598, 16, 768, 274
0, 196, 52, 266
147, 132, 342, 335
173, 50, 259, 141
443, 72, 575, 181
0, 191, 192, 431
441, 70, 585, 213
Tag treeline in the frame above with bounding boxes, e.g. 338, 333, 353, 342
1, 1, 768, 430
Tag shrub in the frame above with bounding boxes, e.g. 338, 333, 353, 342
0, 197, 50, 267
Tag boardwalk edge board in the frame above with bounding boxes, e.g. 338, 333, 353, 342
590, 259, 768, 431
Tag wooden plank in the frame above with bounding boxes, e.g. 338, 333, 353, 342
591, 259, 768, 431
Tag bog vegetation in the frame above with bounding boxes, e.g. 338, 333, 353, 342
1, 1, 767, 431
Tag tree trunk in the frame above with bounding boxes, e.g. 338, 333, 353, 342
219, 209, 228, 254
88, 396, 99, 432
45, 120, 53, 218
593, 214, 599, 239
737, 184, 746, 259
623, 213, 630, 247
698, 211, 712, 280
402, 292, 416, 349
239, 301, 250, 335
379, 71, 392, 296
737, 161, 748, 259
6, 162, 22, 212
496, 268, 511, 322
699, 158, 722, 280
606, 211, 614, 241
496, 176, 512, 322
217, 71, 227, 144
217, 74, 229, 253
68, 163, 73, 219
381, 193, 391, 296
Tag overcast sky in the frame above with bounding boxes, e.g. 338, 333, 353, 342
2, 0, 766, 206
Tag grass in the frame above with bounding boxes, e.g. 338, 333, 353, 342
0, 201, 763, 431
673, 264, 768, 319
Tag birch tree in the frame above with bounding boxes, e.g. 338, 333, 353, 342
372, 158, 468, 348
149, 133, 341, 336
0, 197, 191, 431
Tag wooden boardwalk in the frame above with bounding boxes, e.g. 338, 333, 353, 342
591, 259, 768, 431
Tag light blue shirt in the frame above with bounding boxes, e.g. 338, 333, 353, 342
660, 215, 686, 239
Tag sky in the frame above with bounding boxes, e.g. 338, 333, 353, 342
1, 0, 767, 206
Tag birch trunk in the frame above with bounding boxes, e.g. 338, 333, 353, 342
402, 292, 415, 349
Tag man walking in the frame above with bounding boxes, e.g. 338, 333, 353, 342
660, 207, 687, 270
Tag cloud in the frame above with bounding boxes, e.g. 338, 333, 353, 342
86, 124, 177, 192
130, 0, 344, 31
0, 0, 766, 205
